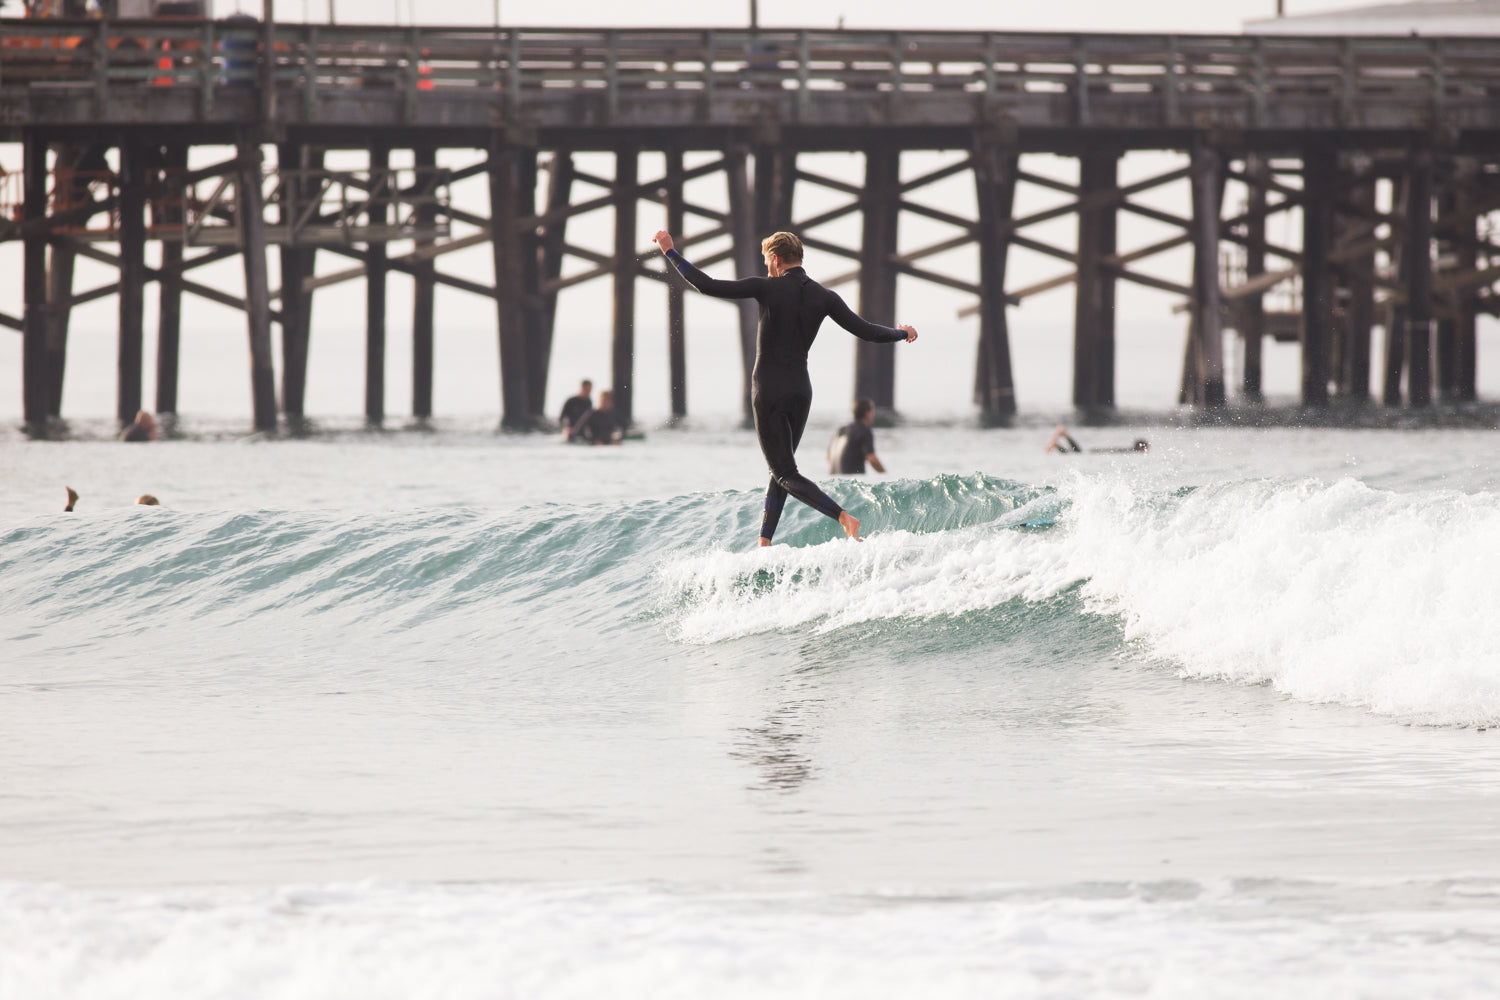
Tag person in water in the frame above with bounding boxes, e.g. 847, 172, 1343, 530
62, 487, 160, 510
654, 229, 918, 545
1045, 423, 1149, 454
119, 409, 158, 442
829, 397, 886, 475
580, 389, 623, 446
559, 379, 594, 443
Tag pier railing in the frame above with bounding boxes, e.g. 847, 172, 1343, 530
4, 20, 1500, 135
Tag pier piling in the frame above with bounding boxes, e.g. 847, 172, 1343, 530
1301, 146, 1335, 408
237, 139, 277, 432
1073, 151, 1119, 411
366, 142, 390, 424
665, 149, 687, 420
1405, 150, 1435, 408
489, 137, 532, 429
973, 142, 1018, 420
156, 144, 187, 418
412, 144, 437, 420
611, 144, 638, 427
856, 147, 900, 414
118, 143, 147, 429
3, 23, 1499, 428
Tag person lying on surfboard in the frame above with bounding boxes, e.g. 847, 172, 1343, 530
654, 229, 918, 546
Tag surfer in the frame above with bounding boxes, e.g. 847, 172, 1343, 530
1045, 423, 1149, 454
559, 379, 594, 443
653, 229, 918, 546
828, 397, 886, 475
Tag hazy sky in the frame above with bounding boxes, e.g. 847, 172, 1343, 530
232, 0, 1368, 34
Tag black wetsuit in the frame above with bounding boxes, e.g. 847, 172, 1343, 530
559, 394, 592, 436
665, 248, 906, 540
834, 421, 876, 474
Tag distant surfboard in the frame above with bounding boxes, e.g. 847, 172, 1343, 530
826, 429, 849, 475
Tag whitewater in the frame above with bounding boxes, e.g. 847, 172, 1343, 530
5, 422, 1500, 998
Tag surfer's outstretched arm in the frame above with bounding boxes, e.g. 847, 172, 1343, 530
824, 291, 919, 345
655, 231, 766, 300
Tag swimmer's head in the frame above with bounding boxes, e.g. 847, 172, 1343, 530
1133, 439, 1149, 453
135, 494, 160, 506
854, 398, 876, 424
760, 232, 803, 266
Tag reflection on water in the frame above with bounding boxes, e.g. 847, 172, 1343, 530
731, 701, 819, 795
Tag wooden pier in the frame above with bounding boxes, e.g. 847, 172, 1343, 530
2, 18, 1499, 430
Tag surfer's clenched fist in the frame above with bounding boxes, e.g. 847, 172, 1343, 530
653, 231, 674, 253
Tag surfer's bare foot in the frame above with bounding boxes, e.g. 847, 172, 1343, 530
838, 510, 861, 541
65, 486, 78, 512
758, 537, 771, 548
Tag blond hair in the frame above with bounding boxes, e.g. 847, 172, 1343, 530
760, 232, 803, 266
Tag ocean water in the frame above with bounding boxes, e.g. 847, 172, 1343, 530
4, 421, 1500, 997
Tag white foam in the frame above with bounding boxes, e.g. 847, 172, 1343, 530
1067, 475, 1500, 725
5, 879, 1500, 1000
656, 524, 1067, 644
658, 475, 1500, 725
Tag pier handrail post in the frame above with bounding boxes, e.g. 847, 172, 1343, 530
200, 19, 216, 119
92, 19, 109, 120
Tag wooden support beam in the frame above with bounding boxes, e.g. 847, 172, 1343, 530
1074, 150, 1118, 411
118, 142, 148, 429
366, 142, 390, 424
1187, 145, 1226, 408
156, 144, 188, 417
901, 157, 973, 195
856, 146, 900, 412
536, 150, 574, 421
1301, 145, 1335, 408
1405, 149, 1434, 407
412, 144, 437, 419
490, 138, 533, 430
612, 144, 639, 427
727, 150, 758, 424
1240, 154, 1268, 401
21, 136, 48, 428
974, 142, 1018, 421
238, 139, 278, 432
794, 167, 863, 198
666, 149, 687, 420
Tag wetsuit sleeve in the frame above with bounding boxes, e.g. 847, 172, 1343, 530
823, 289, 906, 343
665, 248, 766, 300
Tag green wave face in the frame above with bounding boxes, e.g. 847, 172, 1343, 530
8, 471, 1500, 726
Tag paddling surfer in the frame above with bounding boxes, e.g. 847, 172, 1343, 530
653, 229, 918, 546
